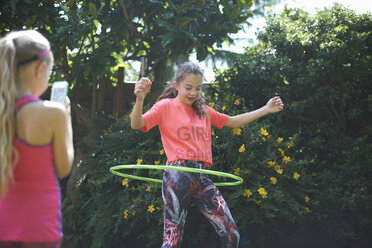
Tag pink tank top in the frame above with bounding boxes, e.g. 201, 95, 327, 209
0, 95, 62, 242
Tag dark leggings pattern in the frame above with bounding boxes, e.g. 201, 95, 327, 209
0, 241, 61, 248
161, 160, 239, 248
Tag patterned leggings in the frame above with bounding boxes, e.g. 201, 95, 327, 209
161, 160, 240, 248
0, 241, 61, 248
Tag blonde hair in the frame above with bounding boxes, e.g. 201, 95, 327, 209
0, 30, 53, 198
157, 62, 207, 118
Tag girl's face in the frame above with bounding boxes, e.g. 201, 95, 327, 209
174, 73, 203, 107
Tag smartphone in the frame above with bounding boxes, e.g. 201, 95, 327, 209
50, 81, 69, 104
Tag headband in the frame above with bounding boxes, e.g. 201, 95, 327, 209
17, 47, 51, 67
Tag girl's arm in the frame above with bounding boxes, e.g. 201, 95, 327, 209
225, 96, 283, 129
52, 97, 74, 178
131, 77, 152, 130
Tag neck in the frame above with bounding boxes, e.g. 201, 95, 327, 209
16, 84, 33, 98
16, 66, 37, 98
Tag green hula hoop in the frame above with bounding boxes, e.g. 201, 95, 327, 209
110, 164, 243, 186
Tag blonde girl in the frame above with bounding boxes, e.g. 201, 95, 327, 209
0, 30, 74, 248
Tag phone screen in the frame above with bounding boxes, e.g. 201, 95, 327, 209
50, 81, 69, 104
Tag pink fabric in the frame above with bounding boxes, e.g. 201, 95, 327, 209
141, 98, 228, 167
0, 95, 62, 242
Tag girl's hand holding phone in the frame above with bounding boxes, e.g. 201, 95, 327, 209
64, 96, 71, 115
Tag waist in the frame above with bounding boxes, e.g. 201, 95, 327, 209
167, 160, 205, 169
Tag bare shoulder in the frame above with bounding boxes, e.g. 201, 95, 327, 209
16, 100, 68, 144
18, 100, 66, 119
25, 100, 68, 127
42, 100, 66, 113
41, 100, 69, 124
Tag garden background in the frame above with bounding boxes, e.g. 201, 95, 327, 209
1, 0, 371, 247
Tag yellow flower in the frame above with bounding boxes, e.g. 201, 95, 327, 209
124, 210, 129, 219
262, 137, 266, 141
159, 149, 164, 155
208, 102, 215, 108
305, 207, 311, 213
211, 130, 215, 136
255, 200, 262, 205
147, 204, 155, 213
136, 158, 143, 165
267, 161, 276, 167
234, 98, 240, 105
287, 142, 294, 149
129, 113, 132, 119
282, 156, 291, 164
305, 195, 310, 203
243, 189, 252, 198
270, 177, 277, 184
222, 105, 226, 111
232, 128, 241, 135
132, 209, 136, 216
293, 172, 300, 180
146, 186, 151, 192
234, 168, 240, 176
122, 178, 129, 187
239, 144, 245, 153
278, 148, 285, 156
257, 187, 268, 198
259, 127, 269, 136
274, 165, 283, 174
277, 137, 283, 143
154, 160, 160, 165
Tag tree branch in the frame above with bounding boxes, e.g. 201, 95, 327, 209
119, 0, 151, 43
119, 0, 135, 31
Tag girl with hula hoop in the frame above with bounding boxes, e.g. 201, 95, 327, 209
0, 30, 74, 248
131, 62, 283, 248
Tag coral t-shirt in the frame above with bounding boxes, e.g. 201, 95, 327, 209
141, 98, 228, 167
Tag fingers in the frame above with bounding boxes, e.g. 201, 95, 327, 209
64, 96, 71, 115
271, 96, 283, 105
269, 96, 284, 112
139, 77, 152, 87
135, 77, 152, 90
275, 97, 284, 107
134, 77, 152, 98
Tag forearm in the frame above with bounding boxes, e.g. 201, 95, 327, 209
66, 114, 74, 167
131, 98, 146, 129
225, 105, 270, 128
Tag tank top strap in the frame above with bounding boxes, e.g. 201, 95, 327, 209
15, 95, 41, 113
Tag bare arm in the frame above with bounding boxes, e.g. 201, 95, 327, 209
225, 96, 284, 128
131, 77, 152, 129
52, 97, 74, 178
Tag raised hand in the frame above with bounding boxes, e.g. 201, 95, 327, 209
265, 96, 284, 113
134, 77, 152, 101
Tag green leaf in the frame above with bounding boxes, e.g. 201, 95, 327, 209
89, 2, 97, 16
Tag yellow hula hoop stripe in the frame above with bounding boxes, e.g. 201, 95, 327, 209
110, 165, 243, 186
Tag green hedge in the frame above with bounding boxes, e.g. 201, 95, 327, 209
61, 5, 371, 248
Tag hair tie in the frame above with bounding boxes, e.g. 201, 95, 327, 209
37, 47, 51, 59
17, 46, 51, 67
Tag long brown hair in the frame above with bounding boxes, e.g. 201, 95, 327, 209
157, 62, 207, 118
0, 30, 53, 198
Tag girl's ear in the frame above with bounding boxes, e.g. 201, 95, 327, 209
173, 81, 179, 91
34, 61, 46, 78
